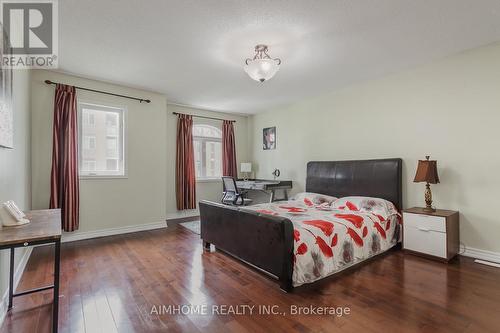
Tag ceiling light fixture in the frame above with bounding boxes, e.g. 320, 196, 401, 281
244, 44, 281, 82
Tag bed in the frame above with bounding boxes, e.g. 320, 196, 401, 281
199, 158, 402, 291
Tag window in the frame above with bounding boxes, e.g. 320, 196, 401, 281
193, 124, 222, 180
106, 137, 118, 157
106, 158, 118, 171
78, 102, 126, 177
83, 136, 96, 150
82, 160, 96, 171
83, 112, 95, 127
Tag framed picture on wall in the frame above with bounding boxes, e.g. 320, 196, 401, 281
263, 126, 276, 150
0, 23, 13, 149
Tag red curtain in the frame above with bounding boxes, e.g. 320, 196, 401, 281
222, 120, 237, 177
176, 114, 196, 210
49, 84, 80, 232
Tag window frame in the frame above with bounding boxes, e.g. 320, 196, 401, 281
82, 159, 96, 171
77, 100, 128, 179
83, 111, 95, 128
83, 135, 96, 150
192, 123, 222, 182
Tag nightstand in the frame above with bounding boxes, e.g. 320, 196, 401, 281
402, 207, 459, 262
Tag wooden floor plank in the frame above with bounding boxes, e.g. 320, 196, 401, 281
2, 225, 500, 332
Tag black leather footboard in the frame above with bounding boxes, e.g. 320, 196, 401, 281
199, 200, 294, 291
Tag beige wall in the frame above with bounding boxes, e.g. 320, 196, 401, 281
30, 70, 251, 234
166, 104, 250, 217
0, 69, 31, 311
250, 42, 500, 253
31, 70, 168, 234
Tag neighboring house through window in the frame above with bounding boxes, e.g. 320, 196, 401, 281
83, 135, 96, 150
193, 124, 222, 180
78, 102, 126, 177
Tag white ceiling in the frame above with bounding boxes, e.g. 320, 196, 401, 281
59, 0, 500, 114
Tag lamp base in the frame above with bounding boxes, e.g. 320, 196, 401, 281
423, 206, 436, 213
423, 183, 435, 213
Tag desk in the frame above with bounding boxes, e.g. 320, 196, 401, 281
0, 209, 62, 333
236, 179, 292, 202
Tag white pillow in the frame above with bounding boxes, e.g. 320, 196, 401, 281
292, 192, 337, 207
331, 196, 399, 220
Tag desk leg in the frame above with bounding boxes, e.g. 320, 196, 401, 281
8, 247, 14, 309
53, 240, 61, 333
269, 189, 288, 202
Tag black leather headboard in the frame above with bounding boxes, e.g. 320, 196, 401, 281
306, 158, 403, 211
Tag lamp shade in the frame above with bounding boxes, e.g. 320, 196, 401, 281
244, 58, 280, 82
241, 163, 252, 173
413, 156, 440, 184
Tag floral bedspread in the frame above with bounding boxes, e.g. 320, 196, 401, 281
243, 200, 401, 287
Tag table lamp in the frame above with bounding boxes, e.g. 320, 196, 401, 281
413, 156, 440, 212
241, 163, 252, 181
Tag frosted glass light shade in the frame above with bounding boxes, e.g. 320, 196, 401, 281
244, 59, 280, 82
240, 162, 252, 173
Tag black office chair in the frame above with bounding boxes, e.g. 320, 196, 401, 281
221, 176, 252, 206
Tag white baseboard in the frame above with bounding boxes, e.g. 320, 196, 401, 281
0, 246, 34, 328
474, 259, 500, 268
62, 221, 167, 243
462, 246, 500, 264
165, 210, 199, 221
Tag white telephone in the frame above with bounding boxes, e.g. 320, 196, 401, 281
0, 201, 30, 227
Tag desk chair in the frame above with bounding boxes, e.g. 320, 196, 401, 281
221, 176, 252, 206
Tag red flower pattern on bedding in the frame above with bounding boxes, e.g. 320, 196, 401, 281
345, 201, 359, 211
331, 233, 338, 247
297, 243, 308, 255
334, 213, 364, 228
373, 221, 387, 239
279, 205, 307, 213
294, 229, 301, 242
303, 198, 314, 207
347, 228, 364, 247
245, 198, 400, 287
303, 229, 333, 258
256, 209, 278, 216
303, 220, 334, 236
317, 237, 334, 258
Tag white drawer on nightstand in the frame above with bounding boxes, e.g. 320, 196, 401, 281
403, 226, 447, 258
403, 212, 446, 232
402, 208, 459, 262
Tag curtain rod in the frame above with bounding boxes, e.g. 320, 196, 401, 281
172, 112, 236, 123
44, 80, 151, 103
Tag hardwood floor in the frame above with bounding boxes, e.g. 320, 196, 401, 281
2, 225, 500, 333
